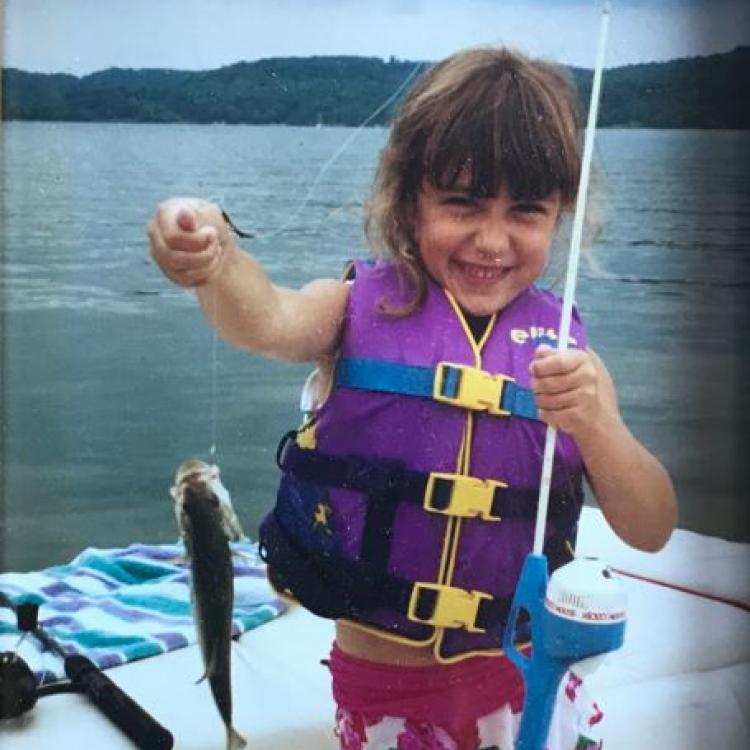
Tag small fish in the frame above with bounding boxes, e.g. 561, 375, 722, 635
171, 460, 247, 750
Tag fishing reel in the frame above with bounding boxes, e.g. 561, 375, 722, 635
0, 646, 85, 721
0, 600, 52, 720
0, 601, 79, 721
504, 555, 626, 750
0, 597, 174, 749
0, 649, 39, 719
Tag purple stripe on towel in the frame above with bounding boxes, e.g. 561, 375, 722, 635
99, 599, 168, 624
42, 615, 85, 632
93, 652, 124, 670
41, 581, 77, 597
234, 567, 267, 579
75, 569, 121, 589
153, 631, 189, 649
44, 598, 88, 613
47, 567, 121, 590
41, 570, 119, 597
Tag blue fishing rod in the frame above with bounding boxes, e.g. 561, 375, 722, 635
502, 4, 627, 749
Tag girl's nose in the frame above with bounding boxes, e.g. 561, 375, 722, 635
476, 216, 510, 261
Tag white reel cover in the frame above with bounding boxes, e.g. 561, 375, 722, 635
545, 557, 627, 624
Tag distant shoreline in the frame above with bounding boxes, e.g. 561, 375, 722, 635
2, 47, 748, 129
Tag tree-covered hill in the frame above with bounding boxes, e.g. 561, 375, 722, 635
2, 47, 748, 129
593, 46, 749, 128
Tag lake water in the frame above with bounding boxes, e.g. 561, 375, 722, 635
1, 122, 748, 571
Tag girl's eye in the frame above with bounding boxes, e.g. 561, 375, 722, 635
514, 202, 547, 215
443, 195, 478, 208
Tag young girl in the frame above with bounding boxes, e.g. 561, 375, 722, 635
148, 47, 676, 750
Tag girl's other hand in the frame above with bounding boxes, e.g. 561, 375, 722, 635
147, 198, 235, 287
529, 345, 615, 438
530, 345, 676, 551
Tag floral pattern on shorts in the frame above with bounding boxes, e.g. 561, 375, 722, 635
335, 708, 508, 750
334, 670, 603, 750
335, 707, 381, 750
396, 719, 459, 750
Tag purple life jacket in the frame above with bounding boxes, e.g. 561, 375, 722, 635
260, 259, 587, 661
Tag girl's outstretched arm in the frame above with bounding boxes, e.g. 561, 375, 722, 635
148, 198, 349, 362
530, 346, 677, 552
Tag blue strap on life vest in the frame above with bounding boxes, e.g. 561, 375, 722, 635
334, 356, 539, 421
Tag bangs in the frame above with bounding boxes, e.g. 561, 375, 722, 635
420, 66, 580, 203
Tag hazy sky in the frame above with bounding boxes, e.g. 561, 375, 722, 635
4, 0, 748, 76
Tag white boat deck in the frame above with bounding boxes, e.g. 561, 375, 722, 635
3, 507, 749, 749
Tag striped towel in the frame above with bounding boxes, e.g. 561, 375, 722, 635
0, 541, 286, 684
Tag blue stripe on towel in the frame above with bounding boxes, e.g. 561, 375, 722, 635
0, 541, 286, 683
112, 593, 192, 619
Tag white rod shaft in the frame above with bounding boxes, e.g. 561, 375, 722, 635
532, 2, 611, 556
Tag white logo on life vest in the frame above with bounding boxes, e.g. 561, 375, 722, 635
510, 327, 578, 346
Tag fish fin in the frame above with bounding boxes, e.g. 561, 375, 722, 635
227, 726, 247, 750
220, 505, 247, 542
195, 651, 218, 685
230, 517, 248, 542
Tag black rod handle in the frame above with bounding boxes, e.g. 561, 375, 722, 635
64, 655, 173, 750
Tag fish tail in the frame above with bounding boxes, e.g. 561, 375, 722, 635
226, 725, 247, 750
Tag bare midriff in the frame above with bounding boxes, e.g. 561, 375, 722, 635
335, 620, 440, 666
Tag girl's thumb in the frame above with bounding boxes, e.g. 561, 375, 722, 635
176, 209, 196, 232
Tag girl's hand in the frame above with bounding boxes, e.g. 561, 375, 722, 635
530, 345, 677, 551
529, 345, 614, 437
147, 198, 235, 287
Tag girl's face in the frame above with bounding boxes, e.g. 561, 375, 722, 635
414, 180, 561, 317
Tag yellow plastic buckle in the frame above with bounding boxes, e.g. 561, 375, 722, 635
424, 473, 504, 521
433, 362, 512, 416
408, 583, 491, 633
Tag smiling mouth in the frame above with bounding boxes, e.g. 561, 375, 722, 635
453, 260, 510, 283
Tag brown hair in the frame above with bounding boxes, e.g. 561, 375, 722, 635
364, 47, 583, 313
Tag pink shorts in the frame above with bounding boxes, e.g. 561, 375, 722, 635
328, 644, 604, 750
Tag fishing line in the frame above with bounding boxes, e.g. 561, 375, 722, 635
203, 63, 424, 456
257, 60, 425, 241
200, 64, 422, 457
532, 1, 611, 556
209, 282, 218, 459
611, 567, 750, 613
196, 206, 254, 459
199, 206, 254, 460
